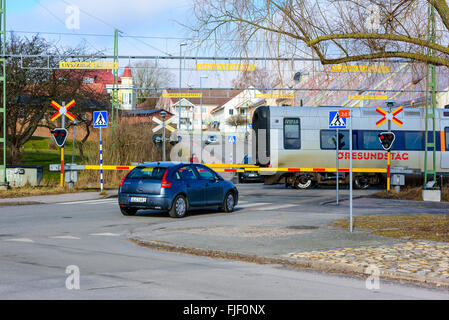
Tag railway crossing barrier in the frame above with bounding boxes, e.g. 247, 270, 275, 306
49, 163, 408, 190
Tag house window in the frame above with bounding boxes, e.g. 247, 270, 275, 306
240, 109, 245, 115
229, 109, 234, 115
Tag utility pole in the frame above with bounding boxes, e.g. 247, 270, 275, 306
0, 0, 7, 189
178, 42, 186, 161
111, 29, 119, 158
424, 3, 438, 189
200, 75, 207, 163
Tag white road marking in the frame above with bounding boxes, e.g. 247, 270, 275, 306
255, 204, 297, 211
89, 233, 121, 237
49, 235, 81, 240
4, 238, 34, 243
59, 199, 117, 205
237, 202, 271, 209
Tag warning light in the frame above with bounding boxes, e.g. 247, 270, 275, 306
378, 132, 396, 151
50, 128, 68, 147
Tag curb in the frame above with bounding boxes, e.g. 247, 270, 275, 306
320, 195, 366, 206
0, 201, 43, 207
129, 236, 449, 290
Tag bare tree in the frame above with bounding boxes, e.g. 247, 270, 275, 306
192, 0, 449, 67
225, 114, 247, 131
132, 61, 174, 106
232, 67, 280, 89
3, 33, 109, 163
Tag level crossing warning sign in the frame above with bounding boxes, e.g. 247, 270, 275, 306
329, 111, 347, 129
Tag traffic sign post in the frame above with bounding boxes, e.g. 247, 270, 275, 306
349, 110, 353, 232
94, 111, 108, 192
51, 100, 76, 188
376, 102, 403, 194
228, 136, 237, 164
329, 110, 349, 206
152, 113, 176, 161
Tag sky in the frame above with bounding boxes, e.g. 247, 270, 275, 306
6, 0, 308, 88
8, 0, 194, 55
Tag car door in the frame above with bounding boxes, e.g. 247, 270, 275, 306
178, 165, 207, 207
194, 165, 224, 206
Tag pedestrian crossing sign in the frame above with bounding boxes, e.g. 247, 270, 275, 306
228, 136, 236, 144
93, 111, 108, 128
328, 111, 347, 129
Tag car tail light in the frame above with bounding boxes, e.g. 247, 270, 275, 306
161, 170, 172, 188
119, 171, 131, 187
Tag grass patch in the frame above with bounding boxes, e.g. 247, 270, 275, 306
21, 137, 83, 183
333, 214, 449, 242
0, 184, 97, 199
371, 185, 449, 202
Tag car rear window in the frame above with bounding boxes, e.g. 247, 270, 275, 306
127, 167, 167, 180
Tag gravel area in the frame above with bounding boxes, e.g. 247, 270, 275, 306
160, 225, 315, 238
286, 240, 449, 279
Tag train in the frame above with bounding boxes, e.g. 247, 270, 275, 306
251, 105, 449, 189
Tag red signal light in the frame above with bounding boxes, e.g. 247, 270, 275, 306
379, 135, 385, 140
387, 135, 392, 140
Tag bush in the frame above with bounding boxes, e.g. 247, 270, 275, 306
78, 120, 173, 188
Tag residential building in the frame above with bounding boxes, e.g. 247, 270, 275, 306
210, 88, 263, 133
105, 66, 135, 110
155, 89, 241, 131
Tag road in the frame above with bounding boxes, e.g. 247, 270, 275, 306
0, 185, 448, 299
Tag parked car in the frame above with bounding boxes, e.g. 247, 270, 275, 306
238, 155, 264, 183
118, 162, 238, 218
205, 134, 219, 145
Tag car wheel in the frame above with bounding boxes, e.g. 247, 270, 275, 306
221, 191, 235, 213
354, 175, 370, 189
293, 175, 313, 189
169, 195, 188, 218
120, 207, 137, 216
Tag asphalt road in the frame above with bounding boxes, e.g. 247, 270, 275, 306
0, 185, 448, 299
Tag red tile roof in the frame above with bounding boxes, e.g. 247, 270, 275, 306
122, 66, 133, 78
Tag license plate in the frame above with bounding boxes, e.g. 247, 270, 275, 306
249, 173, 257, 177
129, 197, 146, 203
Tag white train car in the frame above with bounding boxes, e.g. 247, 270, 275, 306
252, 106, 449, 189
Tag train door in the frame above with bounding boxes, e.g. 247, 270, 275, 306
441, 127, 449, 169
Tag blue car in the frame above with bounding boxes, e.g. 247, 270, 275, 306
118, 162, 239, 218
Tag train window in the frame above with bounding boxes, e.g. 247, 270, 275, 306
362, 131, 384, 150
284, 118, 301, 149
404, 131, 424, 150
320, 130, 350, 150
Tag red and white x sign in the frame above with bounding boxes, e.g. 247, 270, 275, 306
51, 100, 76, 122
376, 106, 403, 127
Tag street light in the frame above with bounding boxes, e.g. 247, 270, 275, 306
178, 42, 187, 161
200, 75, 208, 163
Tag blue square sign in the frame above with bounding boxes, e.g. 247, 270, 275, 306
328, 111, 347, 129
93, 111, 108, 128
